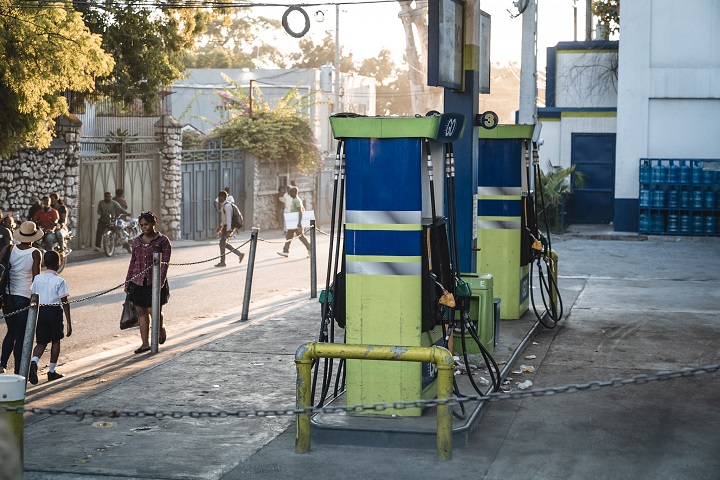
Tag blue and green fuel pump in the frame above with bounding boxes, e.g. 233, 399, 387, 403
324, 114, 466, 417
476, 125, 535, 320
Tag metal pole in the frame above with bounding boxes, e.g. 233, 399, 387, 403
519, 0, 538, 125
334, 4, 341, 112
19, 294, 39, 385
310, 220, 317, 298
151, 252, 160, 354
241, 227, 259, 321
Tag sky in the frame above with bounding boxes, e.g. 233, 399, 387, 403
267, 0, 591, 70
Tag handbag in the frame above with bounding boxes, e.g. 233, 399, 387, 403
120, 295, 139, 330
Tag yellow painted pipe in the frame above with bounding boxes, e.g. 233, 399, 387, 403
549, 249, 559, 309
294, 341, 455, 460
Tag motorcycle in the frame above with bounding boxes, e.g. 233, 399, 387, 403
35, 226, 73, 274
101, 215, 140, 257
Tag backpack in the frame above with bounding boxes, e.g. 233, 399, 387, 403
0, 244, 13, 308
230, 202, 244, 230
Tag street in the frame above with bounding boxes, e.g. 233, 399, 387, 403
1, 230, 331, 372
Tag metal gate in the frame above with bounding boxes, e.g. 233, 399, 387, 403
180, 140, 246, 240
567, 133, 616, 224
79, 137, 161, 248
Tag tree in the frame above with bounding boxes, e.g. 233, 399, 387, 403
397, 1, 440, 115
358, 50, 413, 115
74, 1, 213, 112
287, 32, 355, 72
207, 76, 320, 172
0, 1, 114, 158
184, 12, 287, 69
593, 0, 620, 36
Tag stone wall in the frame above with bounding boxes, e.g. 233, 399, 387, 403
155, 116, 183, 239
248, 160, 316, 232
0, 115, 82, 230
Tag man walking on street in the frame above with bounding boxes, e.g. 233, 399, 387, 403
215, 190, 245, 267
278, 186, 311, 258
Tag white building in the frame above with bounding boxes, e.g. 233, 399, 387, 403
538, 0, 720, 233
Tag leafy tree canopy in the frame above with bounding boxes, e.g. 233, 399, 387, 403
184, 12, 286, 69
201, 76, 320, 172
0, 0, 114, 158
287, 32, 355, 72
74, 0, 217, 112
593, 0, 620, 36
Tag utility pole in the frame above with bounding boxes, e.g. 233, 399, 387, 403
518, 0, 537, 124
249, 79, 253, 118
586, 0, 593, 40
334, 4, 341, 113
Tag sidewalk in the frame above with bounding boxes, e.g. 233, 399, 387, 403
20, 230, 720, 480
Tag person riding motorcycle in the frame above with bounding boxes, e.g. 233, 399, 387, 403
95, 192, 129, 252
32, 196, 64, 252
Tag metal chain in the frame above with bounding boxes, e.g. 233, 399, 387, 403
257, 226, 314, 245
3, 362, 717, 420
0, 264, 154, 313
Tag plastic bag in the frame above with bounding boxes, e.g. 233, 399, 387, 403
120, 295, 139, 330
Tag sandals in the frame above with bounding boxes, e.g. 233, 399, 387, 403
134, 345, 151, 354
159, 328, 167, 345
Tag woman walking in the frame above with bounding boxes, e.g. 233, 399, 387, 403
1, 221, 42, 374
124, 212, 171, 354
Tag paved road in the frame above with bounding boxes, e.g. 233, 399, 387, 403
1, 230, 330, 371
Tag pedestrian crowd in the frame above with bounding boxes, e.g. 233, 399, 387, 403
1, 183, 311, 381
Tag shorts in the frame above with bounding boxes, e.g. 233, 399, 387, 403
127, 279, 170, 309
36, 305, 64, 344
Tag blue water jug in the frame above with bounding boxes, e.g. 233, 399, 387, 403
692, 189, 703, 209
652, 162, 667, 183
639, 160, 651, 184
705, 216, 716, 234
717, 190, 720, 209
667, 160, 679, 183
679, 190, 690, 208
667, 188, 678, 208
639, 189, 650, 208
666, 214, 679, 233
680, 215, 691, 234
651, 189, 665, 208
702, 169, 715, 185
638, 212, 651, 232
679, 160, 691, 184
692, 161, 703, 184
704, 190, 715, 209
651, 213, 664, 233
693, 214, 704, 234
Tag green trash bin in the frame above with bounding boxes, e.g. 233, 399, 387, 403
453, 273, 494, 355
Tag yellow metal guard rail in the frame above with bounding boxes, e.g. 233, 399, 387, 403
295, 341, 455, 460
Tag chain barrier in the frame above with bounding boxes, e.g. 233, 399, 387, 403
257, 226, 316, 245
3, 362, 717, 420
0, 231, 264, 314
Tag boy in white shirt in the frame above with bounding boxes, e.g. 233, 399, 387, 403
28, 250, 72, 384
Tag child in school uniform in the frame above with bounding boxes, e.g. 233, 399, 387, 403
28, 250, 72, 384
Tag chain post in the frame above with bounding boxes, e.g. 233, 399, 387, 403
310, 220, 317, 298
151, 252, 160, 354
241, 228, 259, 321
19, 294, 40, 385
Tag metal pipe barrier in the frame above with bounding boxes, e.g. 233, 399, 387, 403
151, 252, 161, 354
241, 228, 259, 321
294, 341, 455, 460
310, 220, 317, 298
18, 294, 40, 386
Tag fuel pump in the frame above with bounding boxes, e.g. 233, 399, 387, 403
314, 114, 502, 419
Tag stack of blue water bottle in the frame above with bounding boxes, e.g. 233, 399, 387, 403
638, 158, 719, 236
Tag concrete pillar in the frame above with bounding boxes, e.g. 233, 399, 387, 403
154, 115, 183, 240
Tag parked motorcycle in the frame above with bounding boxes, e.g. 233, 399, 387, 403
101, 215, 140, 257
34, 226, 73, 274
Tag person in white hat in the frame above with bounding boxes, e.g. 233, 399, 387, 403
0, 221, 42, 374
